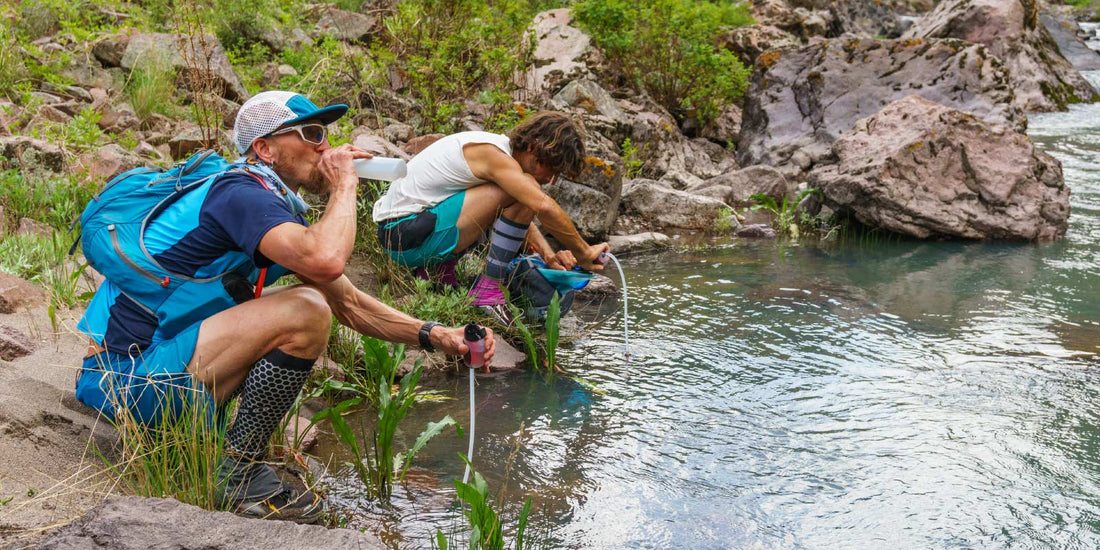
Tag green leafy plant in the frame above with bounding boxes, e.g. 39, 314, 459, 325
749, 189, 820, 239
543, 292, 561, 373
312, 336, 455, 500
713, 207, 735, 232
376, 0, 540, 133
0, 26, 29, 97
620, 138, 645, 179
573, 0, 753, 127
434, 457, 534, 550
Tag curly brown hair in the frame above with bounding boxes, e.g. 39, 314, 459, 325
508, 111, 586, 179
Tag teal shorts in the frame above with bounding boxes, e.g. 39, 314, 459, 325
379, 190, 466, 268
75, 321, 213, 427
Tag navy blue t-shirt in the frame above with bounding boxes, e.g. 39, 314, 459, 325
94, 172, 308, 353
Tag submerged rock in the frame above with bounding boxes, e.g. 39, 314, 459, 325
738, 37, 1022, 173
904, 0, 1099, 112
808, 96, 1069, 241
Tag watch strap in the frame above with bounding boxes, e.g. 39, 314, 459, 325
419, 321, 442, 352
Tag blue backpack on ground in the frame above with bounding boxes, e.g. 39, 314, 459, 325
506, 254, 593, 322
76, 150, 279, 342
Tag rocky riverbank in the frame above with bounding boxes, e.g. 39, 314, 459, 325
2, 0, 1099, 546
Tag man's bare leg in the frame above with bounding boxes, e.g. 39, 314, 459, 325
186, 285, 332, 403
454, 183, 538, 252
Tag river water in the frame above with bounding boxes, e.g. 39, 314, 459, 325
319, 81, 1100, 548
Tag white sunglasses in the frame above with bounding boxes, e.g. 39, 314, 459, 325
266, 123, 328, 145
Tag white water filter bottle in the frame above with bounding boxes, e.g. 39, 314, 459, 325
353, 157, 408, 181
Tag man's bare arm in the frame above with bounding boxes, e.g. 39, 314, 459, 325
466, 145, 607, 268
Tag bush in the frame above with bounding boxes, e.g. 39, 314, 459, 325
375, 0, 542, 132
572, 0, 753, 127
0, 26, 29, 98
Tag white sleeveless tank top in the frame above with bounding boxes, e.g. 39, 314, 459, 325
372, 131, 512, 222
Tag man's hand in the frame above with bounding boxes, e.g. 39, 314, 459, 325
545, 250, 577, 271
318, 144, 372, 194
577, 242, 611, 271
429, 325, 497, 368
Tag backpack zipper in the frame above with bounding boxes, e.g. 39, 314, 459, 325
108, 224, 167, 286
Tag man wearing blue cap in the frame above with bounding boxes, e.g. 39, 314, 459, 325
75, 91, 496, 523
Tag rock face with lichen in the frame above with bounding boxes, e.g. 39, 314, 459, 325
737, 37, 1023, 174
904, 0, 1099, 112
808, 96, 1069, 241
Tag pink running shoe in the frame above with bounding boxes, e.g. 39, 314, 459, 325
468, 275, 514, 325
468, 275, 506, 306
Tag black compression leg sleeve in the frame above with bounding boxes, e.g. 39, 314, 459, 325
224, 348, 314, 461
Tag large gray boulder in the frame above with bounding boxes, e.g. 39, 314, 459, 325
1040, 11, 1100, 71
718, 24, 801, 67
0, 136, 65, 173
828, 0, 907, 38
120, 33, 249, 102
547, 132, 623, 240
687, 165, 790, 207
620, 179, 732, 230
737, 38, 1023, 173
314, 7, 381, 44
808, 96, 1069, 241
904, 0, 1099, 112
28, 496, 384, 549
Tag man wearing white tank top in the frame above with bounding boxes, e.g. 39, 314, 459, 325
372, 112, 610, 322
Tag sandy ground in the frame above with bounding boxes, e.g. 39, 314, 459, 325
0, 302, 119, 546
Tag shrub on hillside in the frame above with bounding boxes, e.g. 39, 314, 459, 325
572, 0, 753, 128
374, 0, 542, 132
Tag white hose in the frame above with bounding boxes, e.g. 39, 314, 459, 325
603, 253, 631, 358
462, 367, 475, 484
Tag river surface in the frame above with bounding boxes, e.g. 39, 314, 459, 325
317, 80, 1100, 548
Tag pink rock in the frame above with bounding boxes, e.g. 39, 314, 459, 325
0, 325, 35, 361
0, 272, 44, 314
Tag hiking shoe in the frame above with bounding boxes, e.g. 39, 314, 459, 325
218, 456, 326, 524
415, 259, 460, 288
468, 275, 506, 307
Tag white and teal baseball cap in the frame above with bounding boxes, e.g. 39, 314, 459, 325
233, 91, 349, 154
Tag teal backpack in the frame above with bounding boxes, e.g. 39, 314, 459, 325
76, 150, 282, 341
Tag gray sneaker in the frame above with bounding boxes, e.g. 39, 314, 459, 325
217, 456, 326, 524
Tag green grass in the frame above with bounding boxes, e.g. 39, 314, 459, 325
125, 49, 179, 121
92, 381, 229, 511
0, 231, 95, 310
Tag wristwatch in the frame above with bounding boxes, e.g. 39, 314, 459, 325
419, 321, 442, 352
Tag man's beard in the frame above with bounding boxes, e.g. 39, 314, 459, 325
298, 167, 327, 195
